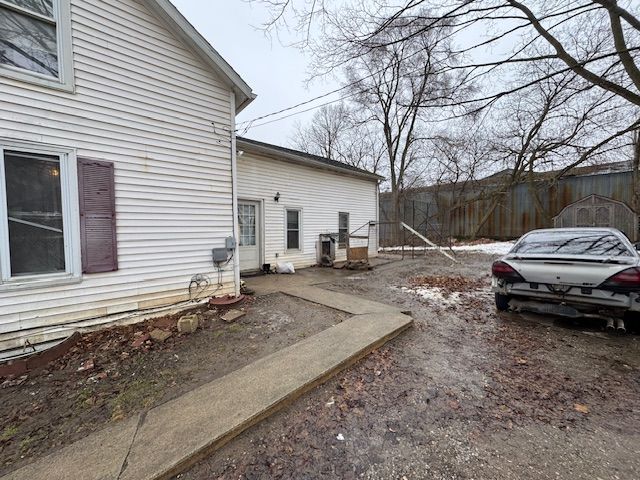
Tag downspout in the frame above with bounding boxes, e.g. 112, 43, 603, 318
230, 92, 241, 297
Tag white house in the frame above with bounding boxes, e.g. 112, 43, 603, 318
0, 0, 380, 358
0, 0, 254, 356
236, 137, 381, 272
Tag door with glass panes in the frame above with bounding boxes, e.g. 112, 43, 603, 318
238, 201, 260, 272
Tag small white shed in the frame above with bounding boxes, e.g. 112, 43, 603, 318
236, 138, 381, 272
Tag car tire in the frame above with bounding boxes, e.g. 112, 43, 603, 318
495, 293, 511, 312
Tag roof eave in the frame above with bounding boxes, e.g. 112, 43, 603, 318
237, 138, 383, 182
144, 0, 255, 113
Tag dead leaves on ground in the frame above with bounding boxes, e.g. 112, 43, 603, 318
409, 275, 487, 294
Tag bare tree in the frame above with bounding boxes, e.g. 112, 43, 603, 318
256, 1, 640, 109
427, 125, 495, 228
292, 103, 351, 160
454, 58, 635, 237
291, 102, 385, 174
336, 12, 460, 242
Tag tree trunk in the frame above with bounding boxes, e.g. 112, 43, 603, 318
632, 129, 640, 223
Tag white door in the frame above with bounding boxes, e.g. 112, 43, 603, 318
238, 201, 260, 272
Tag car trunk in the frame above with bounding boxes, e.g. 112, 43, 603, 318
506, 257, 633, 287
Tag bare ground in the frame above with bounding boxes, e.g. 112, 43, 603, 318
0, 293, 349, 475
178, 253, 640, 480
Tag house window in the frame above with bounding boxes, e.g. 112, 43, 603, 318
286, 209, 301, 250
0, 0, 73, 89
338, 212, 349, 248
0, 143, 79, 283
238, 204, 256, 246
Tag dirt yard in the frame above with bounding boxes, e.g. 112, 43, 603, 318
178, 253, 640, 480
0, 293, 349, 475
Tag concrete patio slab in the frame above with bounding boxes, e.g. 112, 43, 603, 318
242, 256, 398, 296
282, 285, 404, 315
2, 415, 140, 480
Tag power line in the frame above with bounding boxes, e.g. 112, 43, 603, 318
241, 89, 361, 132
237, 2, 611, 134
235, 1, 535, 131
236, 83, 352, 128
234, 2, 493, 130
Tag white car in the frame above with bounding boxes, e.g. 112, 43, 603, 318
491, 228, 640, 332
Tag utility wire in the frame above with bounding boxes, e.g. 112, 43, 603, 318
236, 2, 606, 134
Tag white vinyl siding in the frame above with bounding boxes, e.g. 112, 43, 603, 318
237, 151, 379, 270
0, 0, 237, 351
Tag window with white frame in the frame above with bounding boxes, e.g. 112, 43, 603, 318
286, 209, 301, 250
0, 0, 73, 88
0, 143, 79, 283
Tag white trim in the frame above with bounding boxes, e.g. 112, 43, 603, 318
0, 1, 55, 23
57, 0, 74, 91
0, 0, 75, 92
0, 139, 81, 287
230, 92, 240, 296
0, 146, 9, 282
285, 207, 303, 253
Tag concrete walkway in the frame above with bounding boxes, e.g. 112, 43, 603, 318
282, 285, 406, 315
2, 287, 412, 480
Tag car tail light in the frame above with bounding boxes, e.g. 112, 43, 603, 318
492, 261, 525, 283
600, 267, 640, 292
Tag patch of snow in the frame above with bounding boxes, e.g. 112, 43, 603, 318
396, 285, 494, 306
380, 245, 430, 252
399, 286, 462, 306
450, 242, 514, 255
380, 241, 514, 256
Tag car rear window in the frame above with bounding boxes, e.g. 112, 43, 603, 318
512, 230, 633, 257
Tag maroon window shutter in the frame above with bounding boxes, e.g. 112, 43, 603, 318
78, 158, 118, 273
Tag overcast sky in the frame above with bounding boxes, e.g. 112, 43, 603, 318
171, 0, 338, 147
